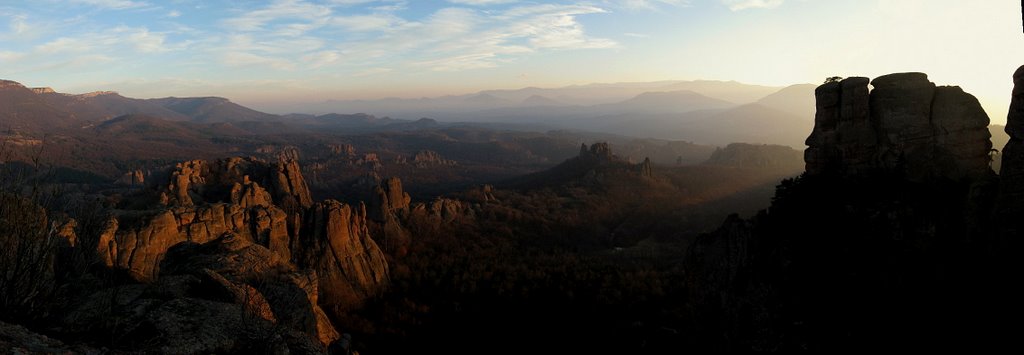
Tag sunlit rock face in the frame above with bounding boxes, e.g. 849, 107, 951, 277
806, 73, 992, 181
95, 156, 389, 309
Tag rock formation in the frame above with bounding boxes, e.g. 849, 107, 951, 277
684, 71, 1007, 351
328, 143, 356, 157
66, 234, 334, 352
806, 73, 992, 181
410, 150, 456, 167
638, 157, 653, 177
997, 65, 1024, 255
579, 142, 615, 162
411, 198, 475, 223
365, 177, 414, 257
369, 177, 411, 222
293, 201, 390, 310
114, 169, 146, 186
159, 157, 312, 212
29, 87, 55, 94
90, 156, 389, 348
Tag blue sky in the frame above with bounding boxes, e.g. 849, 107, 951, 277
1, 0, 1022, 122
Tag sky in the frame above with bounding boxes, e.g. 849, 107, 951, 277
0, 0, 1022, 122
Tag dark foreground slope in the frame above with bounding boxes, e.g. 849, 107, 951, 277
683, 73, 1019, 351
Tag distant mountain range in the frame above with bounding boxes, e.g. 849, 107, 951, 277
2, 78, 823, 148
284, 79, 784, 117
281, 80, 819, 147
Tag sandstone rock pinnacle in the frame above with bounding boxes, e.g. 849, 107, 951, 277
805, 73, 991, 181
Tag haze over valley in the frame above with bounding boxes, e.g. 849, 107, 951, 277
2, 0, 1022, 353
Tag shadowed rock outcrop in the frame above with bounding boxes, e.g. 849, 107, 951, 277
293, 201, 390, 311
806, 73, 992, 181
997, 65, 1024, 257
369, 177, 411, 222
684, 72, 1009, 351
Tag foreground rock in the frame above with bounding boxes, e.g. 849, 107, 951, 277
685, 72, 1010, 351
1, 320, 97, 353
996, 65, 1024, 265
806, 73, 992, 180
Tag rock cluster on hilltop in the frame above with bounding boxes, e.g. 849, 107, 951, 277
328, 143, 357, 157
29, 87, 55, 94
805, 73, 992, 181
579, 142, 615, 162
393, 150, 457, 167
507, 142, 658, 189
704, 143, 804, 170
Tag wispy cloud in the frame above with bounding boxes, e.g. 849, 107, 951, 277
222, 0, 331, 33
207, 1, 616, 73
68, 0, 149, 10
3, 25, 187, 75
447, 0, 518, 5
721, 0, 784, 11
9, 15, 28, 35
8, 0, 620, 81
333, 13, 405, 32
612, 0, 690, 10
35, 26, 178, 54
337, 4, 616, 71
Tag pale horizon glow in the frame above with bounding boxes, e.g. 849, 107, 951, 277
1, 0, 1021, 123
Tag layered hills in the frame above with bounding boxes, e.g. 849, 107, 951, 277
2, 78, 819, 148
3, 70, 1014, 353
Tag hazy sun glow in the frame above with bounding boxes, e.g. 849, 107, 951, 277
1, 0, 1021, 123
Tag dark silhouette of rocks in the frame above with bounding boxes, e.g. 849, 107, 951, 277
638, 157, 653, 177
806, 73, 992, 180
685, 71, 1011, 351
579, 142, 614, 162
509, 142, 656, 189
1, 320, 94, 353
996, 65, 1024, 257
